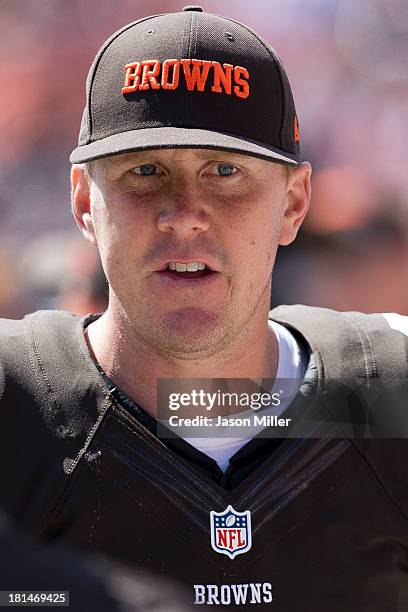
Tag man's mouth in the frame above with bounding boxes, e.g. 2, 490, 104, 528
161, 261, 212, 279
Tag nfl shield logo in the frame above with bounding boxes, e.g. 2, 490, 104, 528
210, 505, 252, 559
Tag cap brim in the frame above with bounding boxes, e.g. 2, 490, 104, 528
69, 127, 299, 165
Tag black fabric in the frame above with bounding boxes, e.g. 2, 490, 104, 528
271, 304, 408, 381
70, 9, 300, 165
0, 510, 122, 611
0, 509, 194, 611
0, 312, 111, 531
1, 308, 408, 611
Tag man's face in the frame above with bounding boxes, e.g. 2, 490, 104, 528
72, 148, 310, 357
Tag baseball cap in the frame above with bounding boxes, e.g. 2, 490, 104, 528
70, 6, 301, 166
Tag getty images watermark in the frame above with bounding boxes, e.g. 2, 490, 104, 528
157, 378, 298, 438
156, 377, 408, 439
168, 387, 282, 411
167, 387, 290, 428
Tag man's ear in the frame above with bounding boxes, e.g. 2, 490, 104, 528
279, 162, 312, 246
71, 165, 97, 245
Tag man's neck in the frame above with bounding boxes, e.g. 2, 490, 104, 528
85, 307, 278, 417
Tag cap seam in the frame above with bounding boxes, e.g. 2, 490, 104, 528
184, 11, 196, 125
210, 15, 287, 150
87, 14, 163, 142
191, 12, 199, 123
181, 14, 188, 126
274, 55, 289, 153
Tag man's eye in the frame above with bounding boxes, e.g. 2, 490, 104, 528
132, 164, 157, 176
216, 164, 237, 176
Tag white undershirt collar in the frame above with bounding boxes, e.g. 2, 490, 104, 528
184, 320, 308, 472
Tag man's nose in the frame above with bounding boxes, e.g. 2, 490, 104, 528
156, 195, 211, 237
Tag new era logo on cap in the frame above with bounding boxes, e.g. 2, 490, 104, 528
70, 6, 300, 166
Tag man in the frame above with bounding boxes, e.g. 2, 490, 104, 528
1, 6, 408, 611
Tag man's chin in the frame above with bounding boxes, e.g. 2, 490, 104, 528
155, 307, 230, 357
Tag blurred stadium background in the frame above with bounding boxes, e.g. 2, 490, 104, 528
0, 0, 407, 318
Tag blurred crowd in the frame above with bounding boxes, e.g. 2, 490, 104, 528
0, 0, 407, 318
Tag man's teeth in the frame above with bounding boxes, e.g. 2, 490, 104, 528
168, 262, 207, 272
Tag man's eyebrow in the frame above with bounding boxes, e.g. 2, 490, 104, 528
106, 152, 155, 168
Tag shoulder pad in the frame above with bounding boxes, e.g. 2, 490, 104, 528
270, 305, 408, 381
